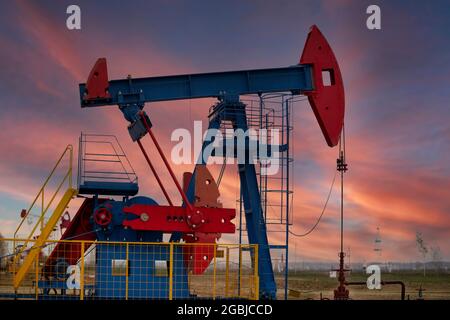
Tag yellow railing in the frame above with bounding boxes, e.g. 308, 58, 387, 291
13, 145, 74, 260
1, 238, 259, 300
12, 145, 76, 290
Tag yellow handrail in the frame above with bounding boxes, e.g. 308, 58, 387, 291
13, 187, 77, 289
6, 237, 257, 247
13, 145, 73, 263
254, 245, 259, 300
213, 244, 217, 299
169, 243, 174, 300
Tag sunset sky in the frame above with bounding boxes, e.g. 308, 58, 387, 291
0, 0, 449, 263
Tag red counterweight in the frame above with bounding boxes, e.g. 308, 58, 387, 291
300, 25, 345, 147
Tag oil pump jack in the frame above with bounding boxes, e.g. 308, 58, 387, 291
74, 25, 345, 299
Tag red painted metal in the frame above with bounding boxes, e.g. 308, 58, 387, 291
122, 204, 235, 233
183, 233, 218, 274
139, 112, 194, 212
94, 207, 113, 226
180, 169, 227, 274
43, 198, 107, 276
300, 25, 345, 147
182, 172, 192, 196
137, 139, 174, 206
60, 211, 71, 230
84, 58, 111, 101
333, 251, 350, 300
59, 211, 71, 236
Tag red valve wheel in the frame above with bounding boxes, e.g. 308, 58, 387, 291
94, 207, 112, 226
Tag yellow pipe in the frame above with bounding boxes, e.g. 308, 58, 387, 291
80, 241, 85, 300
35, 250, 39, 300
125, 243, 129, 300
254, 245, 259, 300
41, 190, 44, 232
225, 247, 230, 297
213, 244, 217, 299
169, 243, 173, 300
5, 238, 258, 248
239, 246, 243, 298
69, 145, 73, 188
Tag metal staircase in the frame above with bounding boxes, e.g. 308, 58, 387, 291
13, 145, 76, 290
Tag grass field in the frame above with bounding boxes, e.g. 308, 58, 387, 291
282, 270, 450, 300
2, 268, 450, 300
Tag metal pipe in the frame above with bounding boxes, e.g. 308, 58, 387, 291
139, 112, 194, 212
284, 98, 290, 300
137, 139, 173, 206
345, 281, 406, 300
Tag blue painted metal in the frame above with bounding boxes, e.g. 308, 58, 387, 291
80, 65, 313, 108
269, 245, 287, 249
94, 243, 189, 299
91, 196, 190, 299
209, 140, 288, 159
183, 100, 277, 299
232, 106, 276, 299
93, 196, 163, 242
78, 181, 138, 196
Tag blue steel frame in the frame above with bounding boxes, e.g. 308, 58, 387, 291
80, 65, 313, 108
181, 100, 277, 299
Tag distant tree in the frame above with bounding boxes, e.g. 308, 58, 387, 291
416, 232, 428, 276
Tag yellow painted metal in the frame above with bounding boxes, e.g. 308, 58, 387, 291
239, 246, 243, 298
13, 187, 77, 289
35, 251, 39, 300
41, 189, 44, 232
13, 145, 73, 267
254, 245, 259, 300
213, 244, 217, 299
5, 237, 255, 247
125, 243, 129, 300
169, 243, 174, 300
215, 249, 224, 258
225, 247, 230, 297
80, 241, 85, 300
3, 239, 258, 300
